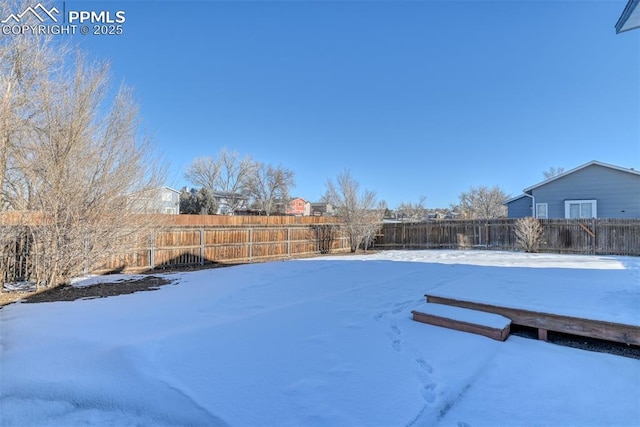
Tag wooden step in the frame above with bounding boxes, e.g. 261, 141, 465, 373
425, 294, 640, 345
412, 303, 511, 341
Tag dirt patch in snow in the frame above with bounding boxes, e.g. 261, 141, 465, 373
6, 276, 175, 305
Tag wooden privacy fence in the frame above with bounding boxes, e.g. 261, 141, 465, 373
375, 219, 640, 256
94, 223, 349, 273
0, 215, 349, 284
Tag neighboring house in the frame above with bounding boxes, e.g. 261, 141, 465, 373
132, 186, 180, 214
305, 202, 334, 217
504, 161, 640, 219
616, 0, 640, 33
285, 197, 306, 216
211, 191, 249, 215
158, 186, 181, 214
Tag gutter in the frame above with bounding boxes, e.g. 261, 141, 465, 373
522, 193, 536, 218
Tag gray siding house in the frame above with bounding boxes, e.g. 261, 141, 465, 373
211, 191, 249, 215
505, 161, 640, 219
616, 0, 640, 33
132, 186, 180, 214
156, 186, 181, 214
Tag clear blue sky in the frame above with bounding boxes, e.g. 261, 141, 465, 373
70, 0, 639, 209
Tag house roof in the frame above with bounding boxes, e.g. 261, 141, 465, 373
502, 194, 531, 205
211, 191, 249, 200
522, 160, 640, 194
161, 186, 181, 194
616, 0, 640, 33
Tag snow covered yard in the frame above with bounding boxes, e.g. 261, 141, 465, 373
1, 250, 639, 426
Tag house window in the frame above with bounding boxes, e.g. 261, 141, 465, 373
535, 203, 548, 219
564, 200, 597, 219
161, 192, 173, 202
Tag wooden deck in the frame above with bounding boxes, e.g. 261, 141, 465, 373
412, 304, 511, 341
425, 294, 640, 346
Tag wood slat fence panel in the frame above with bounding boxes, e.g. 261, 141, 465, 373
1, 217, 350, 284
99, 224, 349, 272
375, 219, 640, 256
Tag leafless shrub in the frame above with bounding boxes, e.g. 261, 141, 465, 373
396, 196, 427, 222
1, 14, 165, 288
324, 170, 384, 253
514, 217, 543, 253
313, 224, 339, 254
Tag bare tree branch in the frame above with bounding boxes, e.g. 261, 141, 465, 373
543, 166, 565, 180
184, 148, 256, 214
453, 185, 508, 219
185, 157, 221, 194
324, 170, 383, 252
246, 163, 295, 216
396, 196, 427, 222
1, 26, 165, 288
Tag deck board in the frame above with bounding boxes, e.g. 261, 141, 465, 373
412, 304, 510, 341
425, 294, 640, 346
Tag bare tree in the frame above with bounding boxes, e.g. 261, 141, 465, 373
454, 185, 509, 219
1, 4, 63, 210
396, 196, 427, 222
324, 170, 384, 252
217, 148, 255, 192
514, 217, 544, 252
184, 157, 221, 194
543, 166, 565, 180
1, 27, 164, 288
184, 148, 256, 213
246, 163, 295, 216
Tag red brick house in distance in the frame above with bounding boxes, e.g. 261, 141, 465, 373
285, 197, 306, 216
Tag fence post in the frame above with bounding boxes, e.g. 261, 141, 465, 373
592, 218, 597, 255
485, 222, 490, 249
200, 227, 204, 266
83, 235, 89, 276
248, 227, 253, 261
287, 227, 291, 256
149, 230, 155, 269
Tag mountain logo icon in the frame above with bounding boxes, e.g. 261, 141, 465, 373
1, 3, 59, 24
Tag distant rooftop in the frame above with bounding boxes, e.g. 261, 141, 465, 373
616, 0, 640, 33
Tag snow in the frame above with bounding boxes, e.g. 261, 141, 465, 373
415, 303, 511, 330
1, 250, 639, 426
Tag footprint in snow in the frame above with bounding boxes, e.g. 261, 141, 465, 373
415, 357, 433, 374
390, 323, 401, 336
389, 321, 403, 352
391, 300, 414, 314
420, 383, 437, 403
